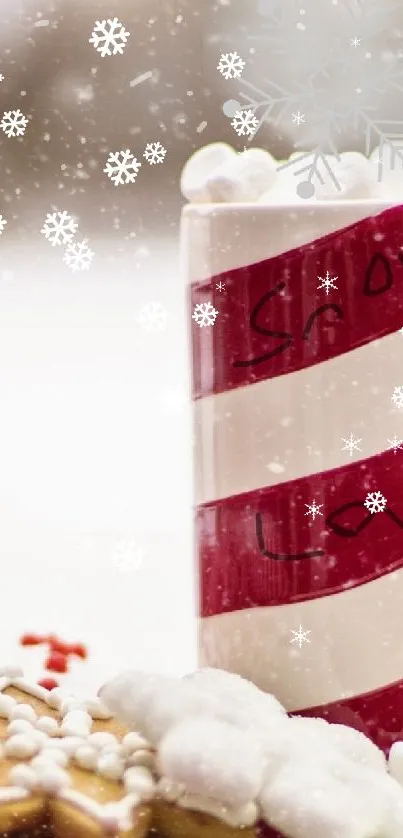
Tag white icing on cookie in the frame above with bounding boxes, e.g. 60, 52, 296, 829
74, 744, 99, 771
5, 733, 41, 759
123, 766, 155, 799
84, 697, 113, 720
61, 709, 92, 737
9, 764, 38, 791
122, 731, 151, 754
97, 752, 125, 781
10, 704, 37, 724
32, 748, 69, 768
0, 694, 17, 719
88, 732, 119, 750
46, 687, 66, 710
36, 716, 59, 736
158, 716, 266, 808
156, 776, 185, 802
127, 749, 156, 771
60, 697, 86, 716
56, 736, 87, 756
12, 679, 48, 702
7, 719, 35, 736
34, 763, 71, 794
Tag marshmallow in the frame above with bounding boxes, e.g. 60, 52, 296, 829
259, 756, 389, 838
389, 742, 403, 787
158, 716, 265, 808
180, 143, 238, 202
314, 152, 375, 200
205, 149, 277, 202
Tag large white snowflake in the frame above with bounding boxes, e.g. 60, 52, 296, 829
89, 18, 130, 57
143, 142, 167, 165
289, 624, 311, 649
63, 240, 94, 272
317, 271, 338, 295
364, 491, 387, 514
192, 302, 219, 327
0, 215, 7, 235
0, 109, 28, 138
217, 51, 246, 80
341, 433, 362, 457
231, 108, 259, 137
304, 500, 323, 521
104, 150, 141, 186
41, 211, 78, 247
137, 302, 168, 332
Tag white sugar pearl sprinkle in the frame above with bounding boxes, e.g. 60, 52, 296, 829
84, 698, 113, 720
9, 764, 38, 791
5, 734, 40, 759
7, 719, 34, 736
124, 766, 155, 799
36, 716, 59, 736
88, 732, 118, 750
74, 744, 98, 771
0, 695, 17, 718
10, 704, 37, 724
97, 752, 125, 781
35, 764, 71, 794
46, 688, 66, 710
122, 732, 151, 754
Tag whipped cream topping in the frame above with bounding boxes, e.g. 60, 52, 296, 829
180, 142, 403, 204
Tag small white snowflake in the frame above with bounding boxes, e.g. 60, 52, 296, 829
391, 386, 403, 409
143, 142, 167, 165
350, 36, 361, 47
292, 111, 306, 125
231, 109, 259, 137
304, 500, 323, 521
216, 281, 226, 292
0, 108, 28, 138
112, 539, 144, 573
364, 491, 387, 514
0, 215, 7, 235
387, 435, 403, 454
63, 240, 94, 272
317, 270, 338, 295
137, 301, 168, 332
89, 18, 130, 57
41, 210, 78, 247
341, 433, 362, 457
192, 302, 219, 327
399, 328, 403, 336
217, 51, 245, 80
290, 625, 311, 649
104, 149, 141, 186
0, 74, 4, 82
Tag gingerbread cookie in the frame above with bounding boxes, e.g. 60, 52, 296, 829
0, 666, 154, 838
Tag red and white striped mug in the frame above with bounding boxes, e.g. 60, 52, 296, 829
184, 199, 403, 752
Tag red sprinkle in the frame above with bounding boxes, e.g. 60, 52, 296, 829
68, 643, 88, 659
20, 633, 46, 646
45, 652, 68, 674
38, 677, 59, 691
48, 637, 70, 656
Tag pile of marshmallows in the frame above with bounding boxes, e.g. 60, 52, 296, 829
101, 667, 403, 838
180, 142, 403, 204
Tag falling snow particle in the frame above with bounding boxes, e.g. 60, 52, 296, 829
0, 74, 4, 82
103, 150, 141, 186
143, 142, 167, 165
137, 302, 168, 332
304, 500, 323, 521
129, 71, 153, 88
196, 121, 208, 133
63, 240, 94, 272
364, 491, 387, 514
290, 625, 311, 649
0, 109, 28, 138
217, 51, 246, 80
192, 302, 219, 327
350, 36, 361, 47
292, 111, 306, 125
216, 281, 226, 292
0, 215, 7, 235
231, 109, 259, 137
41, 211, 78, 247
391, 386, 403, 409
341, 433, 362, 457
89, 18, 130, 57
317, 270, 338, 295
387, 435, 403, 454
34, 19, 50, 27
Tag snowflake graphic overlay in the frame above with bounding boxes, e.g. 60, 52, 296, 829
41, 211, 78, 247
137, 302, 168, 332
223, 0, 403, 194
391, 386, 403, 409
89, 18, 130, 57
231, 109, 259, 137
341, 433, 362, 457
63, 241, 94, 272
292, 111, 306, 126
192, 302, 219, 328
364, 491, 387, 514
387, 435, 403, 454
0, 74, 4, 82
217, 51, 245, 80
143, 142, 167, 165
104, 150, 141, 186
317, 271, 338, 295
0, 215, 7, 235
304, 500, 323, 521
290, 625, 311, 649
0, 109, 28, 138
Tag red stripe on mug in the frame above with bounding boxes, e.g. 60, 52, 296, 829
197, 446, 403, 617
191, 204, 403, 399
295, 677, 403, 754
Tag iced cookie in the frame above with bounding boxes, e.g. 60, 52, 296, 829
0, 667, 154, 838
